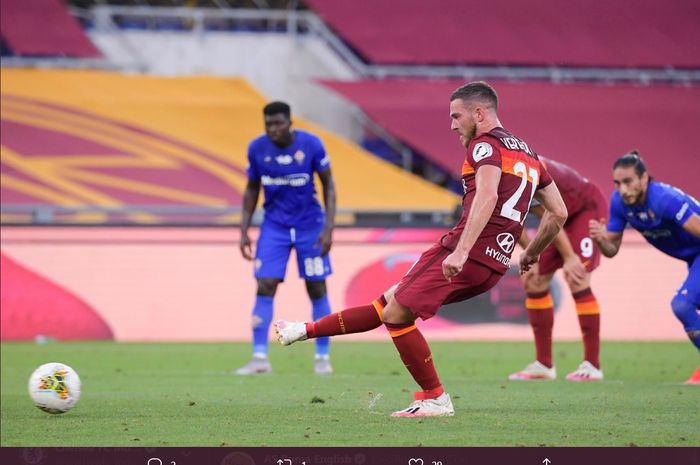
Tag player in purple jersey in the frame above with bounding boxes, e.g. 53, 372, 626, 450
236, 102, 336, 375
589, 151, 700, 384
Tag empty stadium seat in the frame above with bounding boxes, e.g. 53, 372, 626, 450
306, 0, 700, 68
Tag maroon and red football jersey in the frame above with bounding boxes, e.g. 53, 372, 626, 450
442, 127, 552, 273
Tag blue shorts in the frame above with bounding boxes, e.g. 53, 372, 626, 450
678, 253, 700, 307
254, 221, 332, 281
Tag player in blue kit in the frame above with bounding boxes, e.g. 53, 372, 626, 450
236, 101, 336, 375
589, 151, 700, 384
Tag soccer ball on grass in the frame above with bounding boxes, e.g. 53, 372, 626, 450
28, 362, 81, 414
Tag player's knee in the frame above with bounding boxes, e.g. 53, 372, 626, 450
305, 280, 327, 300
256, 279, 279, 297
670, 294, 698, 327
383, 284, 398, 303
382, 298, 415, 325
522, 273, 548, 294
564, 273, 588, 292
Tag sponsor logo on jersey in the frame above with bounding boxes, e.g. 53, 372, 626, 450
485, 246, 511, 267
676, 202, 689, 221
641, 229, 672, 240
496, 232, 515, 253
472, 142, 493, 162
275, 154, 294, 165
261, 173, 311, 187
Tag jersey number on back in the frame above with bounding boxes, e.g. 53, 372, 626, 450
501, 161, 539, 224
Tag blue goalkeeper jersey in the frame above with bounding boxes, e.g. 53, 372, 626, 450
608, 181, 700, 263
246, 130, 330, 228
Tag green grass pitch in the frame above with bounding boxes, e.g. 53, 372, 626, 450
1, 341, 698, 447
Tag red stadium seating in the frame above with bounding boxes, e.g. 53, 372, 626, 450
322, 79, 700, 198
1, 0, 100, 57
306, 0, 700, 68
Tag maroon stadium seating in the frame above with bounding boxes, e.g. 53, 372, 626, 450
1, 0, 100, 57
322, 79, 700, 198
306, 0, 700, 68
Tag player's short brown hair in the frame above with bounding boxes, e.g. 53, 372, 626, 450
450, 81, 498, 110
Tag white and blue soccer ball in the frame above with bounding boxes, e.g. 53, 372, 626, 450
28, 362, 81, 414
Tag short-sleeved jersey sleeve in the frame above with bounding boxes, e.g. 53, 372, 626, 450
660, 189, 695, 226
246, 141, 260, 181
607, 193, 627, 233
537, 159, 554, 190
467, 137, 502, 172
310, 136, 330, 173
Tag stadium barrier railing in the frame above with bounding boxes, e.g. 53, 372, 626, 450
0, 204, 456, 228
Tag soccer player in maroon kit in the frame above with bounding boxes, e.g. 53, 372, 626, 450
276, 81, 568, 417
510, 158, 608, 382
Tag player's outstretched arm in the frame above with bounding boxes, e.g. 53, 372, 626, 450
316, 168, 336, 256
240, 179, 261, 261
442, 164, 501, 280
588, 219, 622, 258
519, 182, 568, 274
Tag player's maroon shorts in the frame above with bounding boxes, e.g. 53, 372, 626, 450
393, 242, 503, 320
538, 184, 608, 275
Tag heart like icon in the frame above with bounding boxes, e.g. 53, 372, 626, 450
408, 459, 424, 465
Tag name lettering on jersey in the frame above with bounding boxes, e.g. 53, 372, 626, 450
472, 142, 493, 162
275, 154, 294, 165
500, 137, 533, 155
676, 202, 689, 221
261, 173, 310, 187
485, 246, 511, 267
